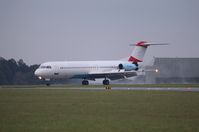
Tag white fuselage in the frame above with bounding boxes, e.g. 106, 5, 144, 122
34, 60, 133, 80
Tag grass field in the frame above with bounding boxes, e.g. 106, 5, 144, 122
0, 87, 199, 132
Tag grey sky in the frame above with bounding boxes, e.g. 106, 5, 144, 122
0, 0, 199, 65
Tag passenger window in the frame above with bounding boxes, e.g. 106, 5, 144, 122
54, 73, 59, 75
46, 66, 51, 69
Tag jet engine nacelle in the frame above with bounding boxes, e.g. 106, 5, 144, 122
118, 63, 138, 71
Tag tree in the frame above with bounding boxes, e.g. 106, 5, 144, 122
0, 57, 41, 85
0, 57, 13, 84
17, 59, 29, 73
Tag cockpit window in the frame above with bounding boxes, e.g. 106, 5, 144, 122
40, 66, 46, 69
40, 66, 52, 69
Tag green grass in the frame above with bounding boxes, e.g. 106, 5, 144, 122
0, 88, 199, 132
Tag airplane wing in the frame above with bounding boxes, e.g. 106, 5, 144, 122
72, 70, 137, 80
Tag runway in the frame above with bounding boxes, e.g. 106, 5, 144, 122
66, 87, 199, 92
3, 87, 199, 92
111, 87, 199, 92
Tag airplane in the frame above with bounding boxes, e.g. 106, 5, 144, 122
34, 41, 167, 86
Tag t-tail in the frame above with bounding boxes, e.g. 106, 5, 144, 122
128, 41, 168, 63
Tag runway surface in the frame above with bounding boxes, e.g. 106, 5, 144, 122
111, 87, 199, 92
64, 87, 199, 92
2, 87, 199, 92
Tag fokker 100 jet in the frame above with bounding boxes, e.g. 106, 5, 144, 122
34, 41, 166, 86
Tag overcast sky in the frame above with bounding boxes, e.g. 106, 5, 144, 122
0, 0, 199, 65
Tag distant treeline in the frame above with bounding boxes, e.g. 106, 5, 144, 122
0, 57, 41, 85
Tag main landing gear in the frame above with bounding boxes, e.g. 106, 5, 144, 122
103, 79, 111, 90
82, 79, 111, 89
82, 80, 89, 85
82, 79, 109, 85
103, 79, 109, 85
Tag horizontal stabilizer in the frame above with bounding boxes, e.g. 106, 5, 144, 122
129, 43, 169, 46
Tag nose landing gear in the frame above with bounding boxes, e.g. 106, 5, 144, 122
46, 83, 51, 86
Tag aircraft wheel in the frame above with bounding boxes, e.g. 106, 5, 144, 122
46, 83, 51, 86
103, 79, 109, 85
82, 80, 89, 85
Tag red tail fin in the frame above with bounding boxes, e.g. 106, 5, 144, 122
128, 41, 168, 63
128, 41, 148, 62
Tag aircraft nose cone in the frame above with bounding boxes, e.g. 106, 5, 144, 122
34, 69, 43, 80
34, 69, 40, 76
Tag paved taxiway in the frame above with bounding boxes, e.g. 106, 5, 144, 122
3, 87, 199, 92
